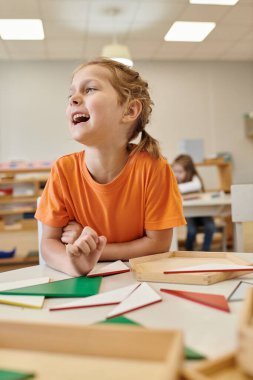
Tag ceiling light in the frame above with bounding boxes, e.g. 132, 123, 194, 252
164, 21, 216, 42
190, 0, 239, 4
102, 43, 133, 67
0, 19, 44, 40
101, 7, 133, 67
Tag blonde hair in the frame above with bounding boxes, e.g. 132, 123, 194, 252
72, 58, 161, 159
173, 154, 205, 191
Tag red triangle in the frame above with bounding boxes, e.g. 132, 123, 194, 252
160, 288, 230, 313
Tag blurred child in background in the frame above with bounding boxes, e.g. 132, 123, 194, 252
172, 154, 216, 251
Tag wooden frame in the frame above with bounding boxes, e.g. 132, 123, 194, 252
129, 251, 253, 285
237, 288, 253, 377
0, 320, 183, 380
231, 184, 253, 252
183, 352, 249, 379
196, 159, 232, 193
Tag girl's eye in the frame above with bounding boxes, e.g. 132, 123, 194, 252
86, 87, 96, 93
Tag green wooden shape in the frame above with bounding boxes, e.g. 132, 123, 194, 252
0, 369, 35, 380
98, 316, 142, 326
184, 346, 206, 360
0, 277, 102, 298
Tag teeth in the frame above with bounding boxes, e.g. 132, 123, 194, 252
73, 113, 89, 122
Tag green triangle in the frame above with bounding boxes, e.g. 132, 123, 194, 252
0, 277, 102, 298
0, 369, 35, 380
97, 316, 142, 326
184, 346, 206, 360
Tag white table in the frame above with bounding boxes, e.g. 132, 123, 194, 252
183, 193, 231, 218
0, 253, 253, 359
171, 193, 232, 251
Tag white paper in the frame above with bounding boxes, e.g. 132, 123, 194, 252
0, 277, 50, 291
0, 277, 50, 309
50, 283, 140, 311
107, 282, 161, 319
228, 281, 253, 301
0, 295, 45, 309
87, 260, 129, 277
127, 290, 238, 359
165, 263, 253, 273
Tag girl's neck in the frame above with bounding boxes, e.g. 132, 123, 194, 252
84, 146, 130, 184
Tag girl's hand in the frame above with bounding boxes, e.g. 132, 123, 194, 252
61, 221, 83, 244
66, 226, 107, 272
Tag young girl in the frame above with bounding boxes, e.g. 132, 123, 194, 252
35, 58, 186, 276
172, 154, 215, 252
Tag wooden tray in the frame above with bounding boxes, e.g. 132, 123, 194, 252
0, 320, 183, 380
129, 251, 253, 285
237, 288, 253, 377
183, 352, 252, 379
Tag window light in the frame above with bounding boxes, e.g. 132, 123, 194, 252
0, 19, 44, 40
164, 21, 216, 42
190, 0, 239, 5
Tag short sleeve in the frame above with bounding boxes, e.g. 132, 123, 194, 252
144, 160, 186, 230
35, 162, 70, 227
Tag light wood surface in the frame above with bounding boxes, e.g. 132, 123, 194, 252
130, 251, 252, 285
1, 255, 253, 360
183, 353, 252, 380
0, 321, 182, 380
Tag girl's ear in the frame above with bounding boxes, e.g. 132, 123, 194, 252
122, 99, 142, 123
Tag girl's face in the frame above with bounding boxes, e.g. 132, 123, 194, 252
172, 163, 186, 184
66, 65, 128, 148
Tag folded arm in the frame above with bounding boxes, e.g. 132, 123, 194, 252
41, 224, 106, 276
100, 228, 173, 261
60, 221, 173, 261
178, 176, 202, 194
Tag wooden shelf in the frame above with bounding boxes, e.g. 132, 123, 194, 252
0, 207, 36, 216
0, 255, 39, 272
0, 196, 38, 204
0, 176, 48, 184
0, 166, 49, 230
196, 159, 232, 193
0, 166, 49, 259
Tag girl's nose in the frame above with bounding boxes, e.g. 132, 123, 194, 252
70, 93, 82, 105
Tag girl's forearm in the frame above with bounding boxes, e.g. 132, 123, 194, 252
41, 238, 86, 276
100, 235, 171, 261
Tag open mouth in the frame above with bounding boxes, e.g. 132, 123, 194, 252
72, 113, 90, 125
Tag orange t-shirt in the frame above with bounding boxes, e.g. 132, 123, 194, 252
35, 150, 186, 243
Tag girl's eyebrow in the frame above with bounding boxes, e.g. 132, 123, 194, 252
70, 78, 102, 91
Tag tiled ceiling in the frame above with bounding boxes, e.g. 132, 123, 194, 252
0, 0, 252, 61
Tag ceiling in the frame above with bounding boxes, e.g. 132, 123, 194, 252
0, 0, 252, 62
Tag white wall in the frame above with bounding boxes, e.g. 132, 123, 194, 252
0, 60, 253, 183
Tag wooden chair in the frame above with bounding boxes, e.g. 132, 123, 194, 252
169, 228, 178, 251
37, 197, 46, 265
231, 184, 253, 252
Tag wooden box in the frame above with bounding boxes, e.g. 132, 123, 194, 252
183, 353, 251, 379
0, 320, 183, 380
237, 288, 253, 377
129, 251, 253, 285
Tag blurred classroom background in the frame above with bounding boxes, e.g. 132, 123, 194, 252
0, 0, 252, 269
